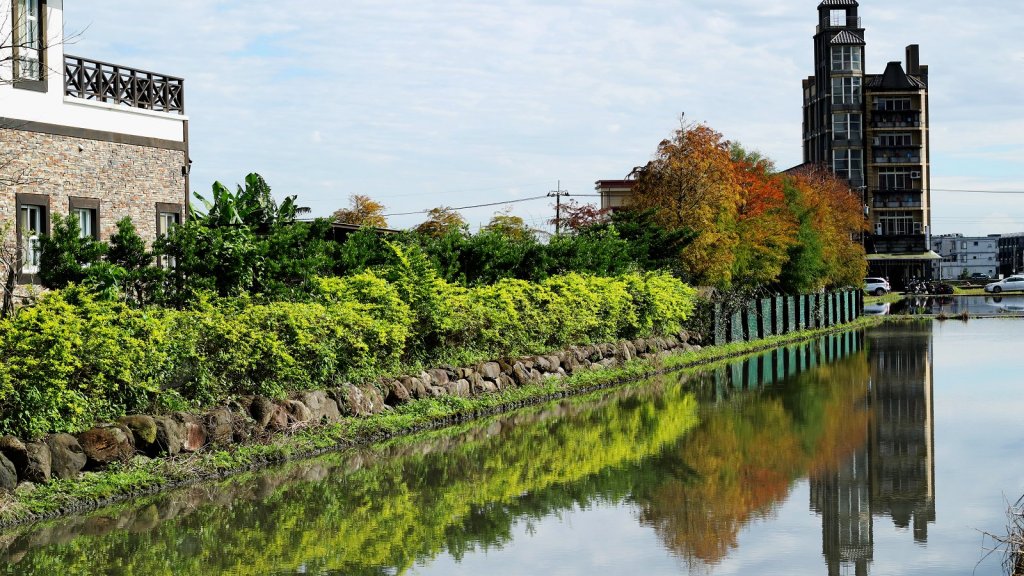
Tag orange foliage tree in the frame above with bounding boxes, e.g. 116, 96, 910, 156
784, 166, 868, 290
630, 122, 741, 287
630, 118, 866, 291
332, 194, 389, 228
730, 146, 799, 289
414, 206, 467, 238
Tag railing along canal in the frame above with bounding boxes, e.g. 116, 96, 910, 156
713, 290, 863, 345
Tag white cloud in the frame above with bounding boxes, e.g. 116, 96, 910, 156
65, 0, 1024, 232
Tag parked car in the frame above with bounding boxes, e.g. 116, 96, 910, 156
970, 273, 990, 281
864, 277, 891, 296
984, 276, 1024, 294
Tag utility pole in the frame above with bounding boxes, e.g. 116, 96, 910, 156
548, 181, 570, 235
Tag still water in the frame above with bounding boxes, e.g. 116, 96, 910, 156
1, 321, 1023, 575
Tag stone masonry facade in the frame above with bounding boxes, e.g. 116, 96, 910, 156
0, 127, 187, 245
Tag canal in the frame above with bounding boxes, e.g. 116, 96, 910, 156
1, 320, 1022, 575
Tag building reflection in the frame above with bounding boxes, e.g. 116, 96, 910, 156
811, 324, 935, 575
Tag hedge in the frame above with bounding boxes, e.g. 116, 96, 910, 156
0, 272, 696, 439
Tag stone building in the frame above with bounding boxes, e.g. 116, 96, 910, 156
1, 0, 188, 286
802, 0, 938, 287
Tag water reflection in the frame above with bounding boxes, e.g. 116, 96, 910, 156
812, 324, 935, 575
0, 329, 948, 576
888, 295, 1024, 316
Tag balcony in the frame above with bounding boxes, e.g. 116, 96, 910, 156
872, 155, 922, 164
873, 199, 923, 209
64, 55, 185, 114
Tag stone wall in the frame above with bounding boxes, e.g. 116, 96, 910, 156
0, 127, 187, 245
0, 332, 701, 491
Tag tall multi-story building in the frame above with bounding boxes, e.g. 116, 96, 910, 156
1, 0, 189, 290
802, 0, 937, 286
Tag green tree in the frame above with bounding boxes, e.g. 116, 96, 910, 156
37, 214, 107, 289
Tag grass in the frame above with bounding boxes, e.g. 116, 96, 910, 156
0, 315, 885, 529
864, 292, 903, 306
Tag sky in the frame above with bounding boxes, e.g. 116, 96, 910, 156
65, 0, 1024, 236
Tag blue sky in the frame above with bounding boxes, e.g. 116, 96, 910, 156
67, 1, 1024, 236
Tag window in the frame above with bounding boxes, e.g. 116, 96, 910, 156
877, 133, 913, 147
833, 149, 863, 183
878, 211, 919, 236
156, 203, 183, 268
158, 211, 180, 236
832, 77, 862, 105
874, 97, 912, 111
13, 0, 44, 82
831, 46, 862, 72
69, 197, 100, 240
829, 9, 847, 26
16, 194, 49, 277
833, 113, 862, 141
878, 168, 913, 191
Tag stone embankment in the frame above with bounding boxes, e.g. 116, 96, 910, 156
0, 332, 700, 492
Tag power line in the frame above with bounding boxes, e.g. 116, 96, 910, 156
383, 195, 550, 217
932, 188, 1024, 194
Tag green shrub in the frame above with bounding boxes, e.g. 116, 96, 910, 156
0, 271, 697, 438
0, 288, 168, 439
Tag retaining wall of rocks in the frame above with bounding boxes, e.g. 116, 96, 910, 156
0, 332, 701, 492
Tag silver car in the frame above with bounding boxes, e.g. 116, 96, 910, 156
864, 277, 891, 296
984, 276, 1024, 294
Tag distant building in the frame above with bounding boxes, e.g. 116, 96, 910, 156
1, 0, 188, 288
931, 234, 998, 280
594, 178, 636, 214
997, 233, 1024, 277
802, 0, 937, 287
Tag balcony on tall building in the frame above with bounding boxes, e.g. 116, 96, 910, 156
872, 193, 923, 210
872, 153, 922, 165
64, 55, 185, 114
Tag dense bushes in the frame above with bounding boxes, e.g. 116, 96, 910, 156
0, 271, 696, 439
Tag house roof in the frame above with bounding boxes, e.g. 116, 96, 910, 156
866, 251, 942, 262
865, 62, 927, 90
831, 30, 865, 45
819, 0, 858, 6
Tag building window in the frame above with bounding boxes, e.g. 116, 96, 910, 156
833, 113, 862, 141
69, 197, 100, 240
832, 77, 862, 105
874, 97, 913, 111
16, 194, 49, 277
13, 0, 44, 82
878, 211, 919, 236
876, 133, 914, 147
156, 203, 183, 268
831, 46, 862, 72
877, 168, 913, 191
833, 149, 862, 183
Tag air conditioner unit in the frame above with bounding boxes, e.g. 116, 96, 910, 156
910, 171, 921, 179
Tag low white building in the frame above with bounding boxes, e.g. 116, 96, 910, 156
931, 234, 999, 280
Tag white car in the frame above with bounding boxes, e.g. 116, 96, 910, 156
864, 277, 891, 296
984, 276, 1024, 294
